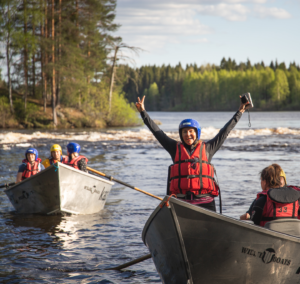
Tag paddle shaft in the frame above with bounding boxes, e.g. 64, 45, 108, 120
104, 253, 152, 270
0, 182, 15, 189
87, 167, 163, 201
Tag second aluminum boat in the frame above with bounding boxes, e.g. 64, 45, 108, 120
5, 162, 113, 215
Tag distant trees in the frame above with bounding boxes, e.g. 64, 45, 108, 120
118, 58, 300, 111
0, 0, 19, 113
0, 0, 129, 126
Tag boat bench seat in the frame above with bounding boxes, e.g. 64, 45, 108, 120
264, 219, 300, 237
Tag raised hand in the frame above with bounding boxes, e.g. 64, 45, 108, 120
238, 95, 250, 114
135, 96, 145, 113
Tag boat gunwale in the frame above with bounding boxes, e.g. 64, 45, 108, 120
57, 162, 114, 185
4, 162, 114, 193
142, 196, 300, 244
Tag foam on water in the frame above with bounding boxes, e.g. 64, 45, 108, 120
0, 112, 300, 283
1, 127, 300, 146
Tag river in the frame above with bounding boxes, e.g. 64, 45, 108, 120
0, 111, 300, 283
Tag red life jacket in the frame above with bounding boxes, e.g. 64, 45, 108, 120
67, 155, 88, 170
259, 187, 299, 227
168, 142, 219, 197
256, 190, 268, 200
21, 158, 42, 180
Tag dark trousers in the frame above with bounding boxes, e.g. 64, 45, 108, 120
196, 199, 216, 212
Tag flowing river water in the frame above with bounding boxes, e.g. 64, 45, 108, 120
0, 111, 300, 283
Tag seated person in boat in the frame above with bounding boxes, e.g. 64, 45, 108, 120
65, 142, 88, 172
42, 144, 68, 168
135, 95, 250, 212
16, 148, 45, 183
240, 164, 300, 226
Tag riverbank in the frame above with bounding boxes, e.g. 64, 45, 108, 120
0, 87, 141, 129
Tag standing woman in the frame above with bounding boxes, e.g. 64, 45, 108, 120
136, 95, 249, 212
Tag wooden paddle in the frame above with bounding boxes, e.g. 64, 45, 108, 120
104, 253, 152, 270
0, 182, 15, 189
87, 167, 163, 201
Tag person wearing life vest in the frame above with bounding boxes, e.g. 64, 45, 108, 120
135, 95, 250, 212
42, 144, 68, 168
277, 168, 300, 220
240, 164, 300, 226
65, 142, 88, 172
240, 166, 287, 221
16, 148, 45, 183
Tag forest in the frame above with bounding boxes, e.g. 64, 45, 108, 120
118, 58, 300, 112
0, 1, 300, 129
0, 0, 138, 128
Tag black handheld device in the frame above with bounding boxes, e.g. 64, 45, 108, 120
241, 92, 254, 108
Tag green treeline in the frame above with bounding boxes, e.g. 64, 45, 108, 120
0, 0, 138, 128
1, 0, 300, 131
119, 58, 300, 111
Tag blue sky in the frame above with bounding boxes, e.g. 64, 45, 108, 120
115, 0, 300, 67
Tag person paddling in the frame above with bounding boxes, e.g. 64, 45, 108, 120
135, 95, 249, 212
65, 142, 88, 172
16, 148, 45, 183
42, 144, 68, 168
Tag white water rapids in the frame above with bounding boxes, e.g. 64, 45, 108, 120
0, 111, 300, 283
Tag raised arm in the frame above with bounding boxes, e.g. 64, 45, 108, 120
205, 96, 250, 162
136, 96, 178, 160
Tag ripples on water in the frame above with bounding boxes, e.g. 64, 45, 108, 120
0, 111, 300, 283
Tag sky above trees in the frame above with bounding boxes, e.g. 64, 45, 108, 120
115, 0, 300, 67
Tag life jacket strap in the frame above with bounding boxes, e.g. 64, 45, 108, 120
173, 158, 211, 165
177, 143, 182, 194
170, 174, 215, 181
199, 143, 204, 190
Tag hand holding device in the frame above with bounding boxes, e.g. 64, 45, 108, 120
239, 92, 253, 127
240, 92, 253, 109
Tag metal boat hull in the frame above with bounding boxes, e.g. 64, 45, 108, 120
142, 196, 300, 284
5, 163, 113, 215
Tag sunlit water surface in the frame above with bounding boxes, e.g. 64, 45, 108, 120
0, 111, 300, 283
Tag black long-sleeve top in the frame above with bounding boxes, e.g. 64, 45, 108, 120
140, 110, 242, 163
246, 196, 267, 225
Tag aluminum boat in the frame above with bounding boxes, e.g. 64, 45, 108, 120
5, 162, 113, 215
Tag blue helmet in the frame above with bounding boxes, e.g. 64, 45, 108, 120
67, 142, 81, 154
25, 148, 39, 161
179, 119, 201, 140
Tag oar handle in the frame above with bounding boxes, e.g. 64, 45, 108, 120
0, 182, 15, 189
87, 167, 163, 201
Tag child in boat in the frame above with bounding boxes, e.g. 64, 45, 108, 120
64, 142, 88, 172
16, 148, 45, 183
42, 144, 68, 168
240, 164, 300, 226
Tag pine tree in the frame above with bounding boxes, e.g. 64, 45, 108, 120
0, 0, 18, 113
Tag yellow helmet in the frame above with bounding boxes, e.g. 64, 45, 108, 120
50, 144, 62, 155
280, 170, 287, 185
